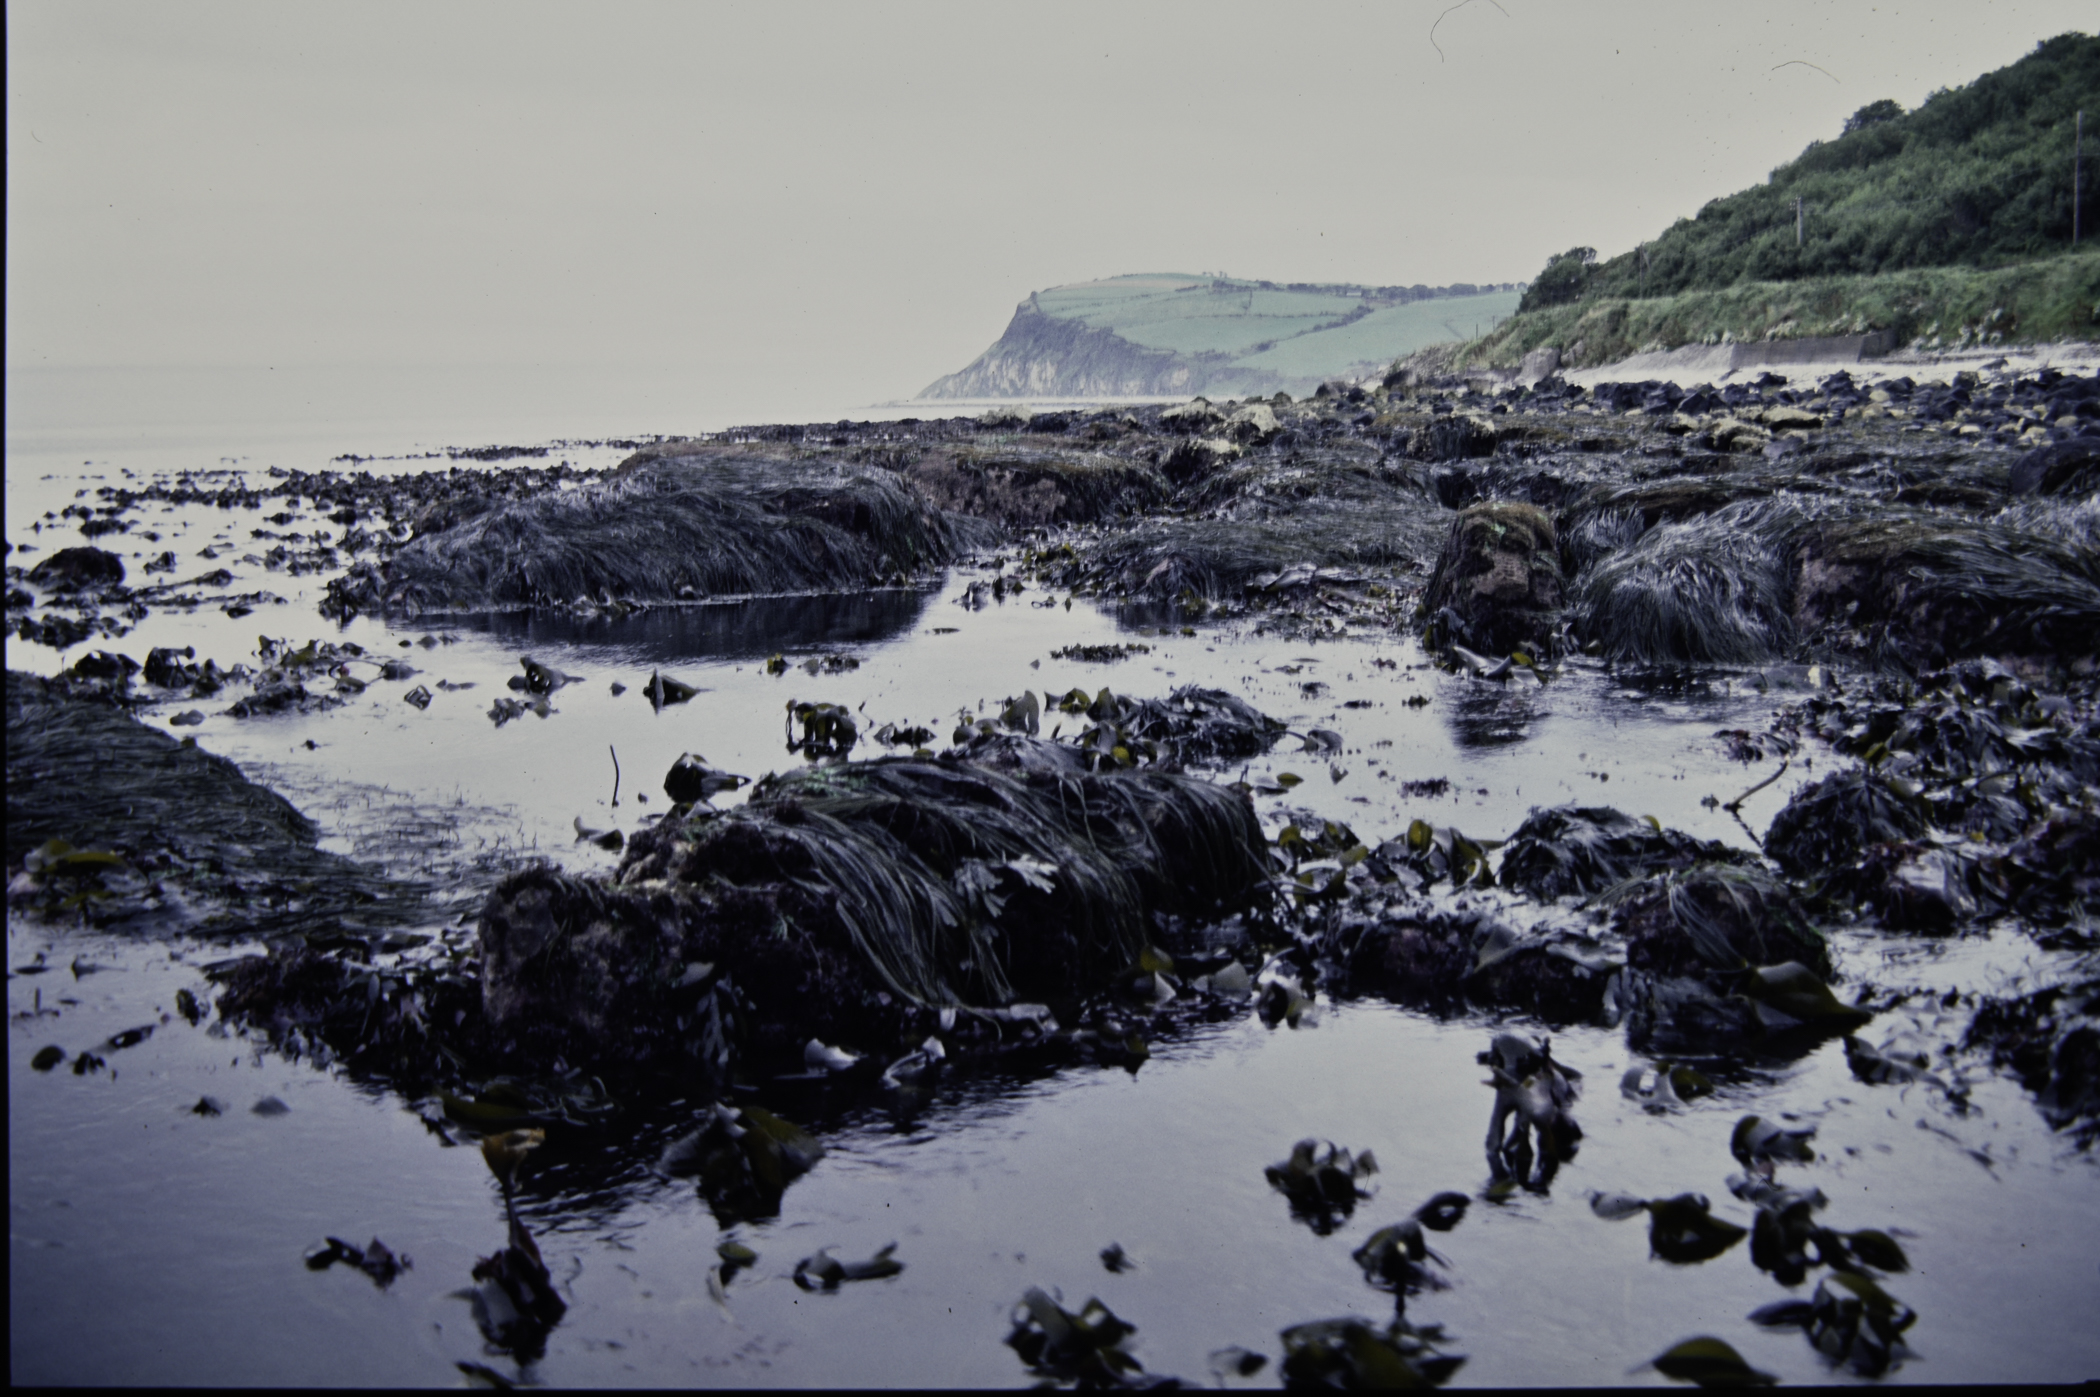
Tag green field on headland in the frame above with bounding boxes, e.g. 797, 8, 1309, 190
922, 273, 1519, 399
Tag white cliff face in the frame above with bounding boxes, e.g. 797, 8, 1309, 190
920, 300, 1223, 399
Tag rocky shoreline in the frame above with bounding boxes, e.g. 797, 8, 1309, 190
8, 356, 2098, 1154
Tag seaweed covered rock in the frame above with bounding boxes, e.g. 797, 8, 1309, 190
2008, 436, 2100, 496
5, 670, 422, 938
214, 941, 482, 1072
477, 755, 1273, 1074
1064, 460, 1447, 605
1997, 809, 2100, 925
1612, 864, 1830, 979
1623, 961, 1872, 1057
1964, 977, 2100, 1147
1334, 902, 1619, 1023
1764, 769, 1931, 882
1561, 486, 2100, 668
1789, 509, 2100, 667
1498, 805, 1751, 901
901, 445, 1166, 528
1776, 785, 2092, 933
26, 545, 126, 592
1050, 684, 1288, 769
1420, 502, 1564, 653
1569, 499, 1798, 665
339, 448, 991, 616
944, 684, 1287, 775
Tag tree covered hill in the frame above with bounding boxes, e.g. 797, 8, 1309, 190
1523, 32, 2098, 312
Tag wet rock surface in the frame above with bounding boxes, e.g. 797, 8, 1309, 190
1499, 804, 1752, 900
478, 743, 1274, 1081
21, 366, 2092, 1131
1419, 501, 1564, 655
10, 358, 2100, 1386
5, 670, 429, 939
333, 447, 992, 617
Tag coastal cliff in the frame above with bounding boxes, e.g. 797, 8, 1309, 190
921, 296, 1249, 399
920, 274, 1522, 400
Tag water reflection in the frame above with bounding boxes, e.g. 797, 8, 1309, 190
457, 588, 934, 663
464, 1131, 567, 1364
1111, 596, 1204, 632
1605, 665, 1731, 700
1439, 676, 1547, 749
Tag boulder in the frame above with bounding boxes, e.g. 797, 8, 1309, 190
1499, 804, 1750, 901
2009, 436, 2100, 496
1224, 403, 1281, 444
1517, 347, 1562, 386
1758, 406, 1823, 432
1708, 418, 1771, 452
1418, 501, 1564, 653
1161, 398, 1224, 434
26, 546, 125, 592
1613, 864, 1830, 979
1160, 437, 1242, 485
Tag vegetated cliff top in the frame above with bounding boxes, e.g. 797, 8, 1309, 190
920, 273, 1521, 399
1522, 32, 2100, 314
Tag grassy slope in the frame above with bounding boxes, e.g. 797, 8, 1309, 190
1244, 294, 1522, 375
1459, 255, 2100, 370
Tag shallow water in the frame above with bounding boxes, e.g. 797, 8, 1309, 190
9, 395, 2099, 1387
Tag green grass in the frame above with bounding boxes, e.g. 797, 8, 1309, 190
1445, 254, 2100, 370
1030, 274, 1520, 381
1244, 293, 1520, 375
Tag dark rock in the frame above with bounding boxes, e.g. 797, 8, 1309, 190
1613, 863, 1830, 978
1336, 902, 1617, 1022
27, 546, 125, 591
1499, 804, 1750, 901
143, 646, 198, 688
477, 755, 1273, 1077
2009, 437, 2100, 495
663, 753, 747, 804
1764, 769, 1931, 882
66, 650, 139, 689
1418, 502, 1564, 654
225, 679, 313, 718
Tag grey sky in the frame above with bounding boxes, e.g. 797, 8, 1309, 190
7, 1, 2093, 413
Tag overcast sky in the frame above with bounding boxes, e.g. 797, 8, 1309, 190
7, 1, 2093, 417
